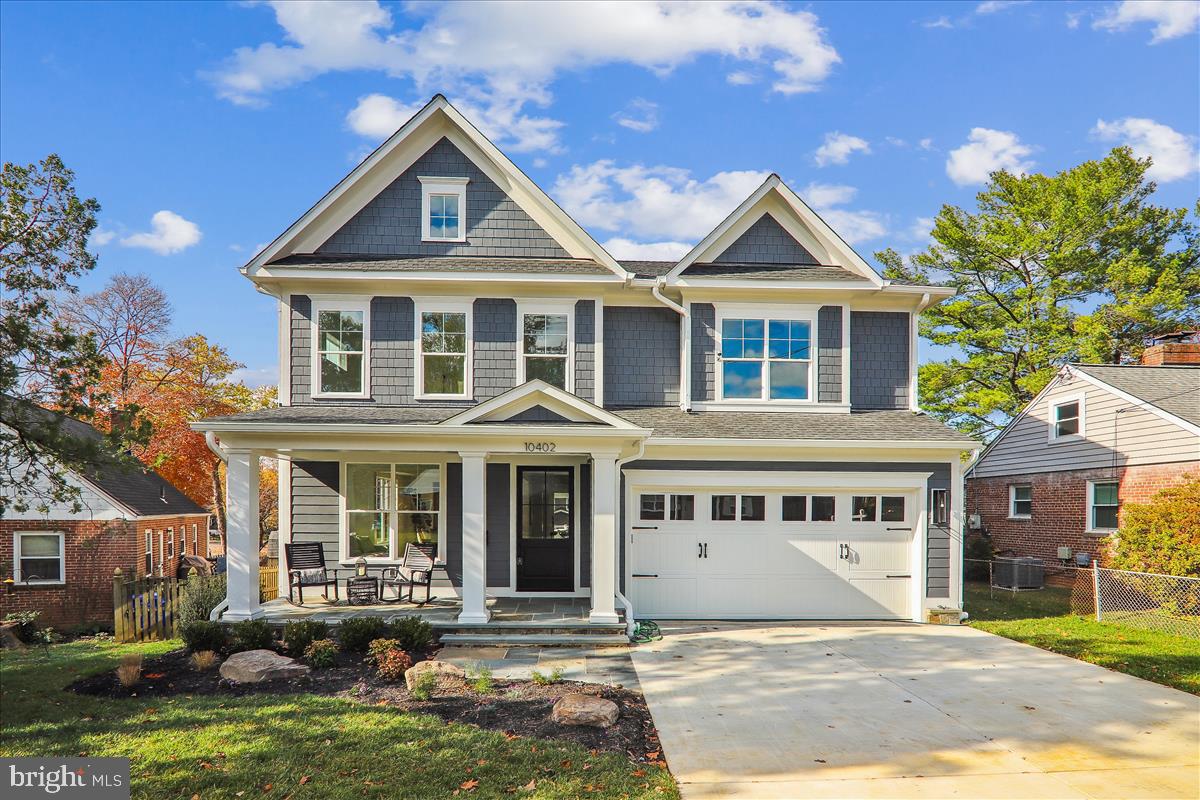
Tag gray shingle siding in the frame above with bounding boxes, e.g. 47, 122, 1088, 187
473, 298, 517, 401
927, 468, 951, 598
486, 463, 510, 587
574, 300, 596, 402
690, 303, 717, 403
712, 213, 816, 265
580, 463, 591, 588
371, 296, 415, 405
817, 305, 843, 403
850, 311, 910, 410
317, 137, 569, 258
444, 463, 463, 588
604, 306, 680, 407
290, 295, 313, 404
290, 461, 340, 569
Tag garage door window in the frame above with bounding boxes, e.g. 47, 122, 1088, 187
640, 494, 665, 520
881, 496, 906, 522
811, 496, 835, 521
852, 496, 877, 522
782, 495, 807, 521
741, 495, 765, 521
712, 494, 737, 521
670, 495, 694, 520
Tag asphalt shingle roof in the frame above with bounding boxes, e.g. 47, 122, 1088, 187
1073, 364, 1200, 428
682, 262, 869, 281
267, 253, 616, 276
619, 260, 677, 278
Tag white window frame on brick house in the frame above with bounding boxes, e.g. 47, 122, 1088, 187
516, 299, 574, 393
157, 530, 165, 575
1086, 480, 1120, 534
419, 176, 469, 243
1009, 484, 1032, 519
192, 524, 198, 556
166, 528, 174, 561
144, 530, 152, 574
1048, 393, 1085, 442
310, 296, 371, 399
414, 297, 474, 400
714, 303, 818, 407
13, 531, 65, 585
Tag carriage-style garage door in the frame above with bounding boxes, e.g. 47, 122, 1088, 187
629, 484, 919, 620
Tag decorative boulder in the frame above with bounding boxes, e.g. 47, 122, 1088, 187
551, 693, 620, 728
404, 659, 466, 691
219, 649, 310, 683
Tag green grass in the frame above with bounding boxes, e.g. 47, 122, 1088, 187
965, 583, 1200, 695
0, 639, 676, 799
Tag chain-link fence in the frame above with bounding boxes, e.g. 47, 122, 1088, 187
964, 558, 1200, 639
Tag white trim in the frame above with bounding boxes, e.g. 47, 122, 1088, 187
1085, 478, 1120, 535
419, 176, 469, 243
515, 299, 575, 393
256, 269, 623, 285
1008, 483, 1032, 519
1048, 392, 1086, 443
714, 302, 820, 405
413, 297, 474, 400
12, 530, 65, 585
689, 402, 850, 414
622, 469, 933, 490
310, 296, 371, 399
441, 379, 644, 430
339, 460, 447, 563
1071, 366, 1200, 437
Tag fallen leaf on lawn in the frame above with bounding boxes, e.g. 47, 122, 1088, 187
235, 793, 244, 798
561, 760, 572, 769
632, 769, 646, 777
646, 751, 659, 760
145, 673, 166, 679
191, 795, 200, 800
504, 732, 519, 741
460, 778, 479, 791
477, 759, 487, 766
262, 784, 273, 792
376, 699, 389, 706
199, 762, 215, 770
521, 779, 536, 792
299, 775, 311, 785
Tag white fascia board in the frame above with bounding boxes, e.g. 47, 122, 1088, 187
1070, 366, 1200, 437
255, 269, 624, 285
441, 379, 641, 429
622, 469, 934, 491
673, 278, 882, 291
644, 436, 981, 450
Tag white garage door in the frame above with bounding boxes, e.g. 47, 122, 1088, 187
630, 487, 917, 620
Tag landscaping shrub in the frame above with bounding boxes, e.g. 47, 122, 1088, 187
964, 534, 994, 582
531, 666, 565, 685
468, 662, 494, 694
375, 649, 413, 681
191, 650, 220, 671
409, 669, 437, 700
1110, 475, 1200, 578
3, 611, 43, 643
116, 653, 142, 688
181, 621, 227, 654
367, 638, 403, 664
304, 638, 339, 669
387, 616, 434, 652
179, 573, 227, 626
284, 620, 329, 656
338, 617, 387, 652
230, 619, 274, 652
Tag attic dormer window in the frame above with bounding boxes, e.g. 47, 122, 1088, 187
419, 177, 468, 243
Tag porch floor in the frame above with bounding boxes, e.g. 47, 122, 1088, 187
258, 595, 624, 629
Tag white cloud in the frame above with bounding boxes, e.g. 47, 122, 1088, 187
1093, 117, 1200, 182
799, 182, 887, 244
552, 161, 769, 241
726, 70, 756, 85
532, 157, 548, 169
1094, 1, 1200, 43
120, 211, 202, 255
210, 1, 841, 152
231, 365, 280, 388
918, 137, 934, 150
976, 1, 1031, 14
813, 132, 871, 167
345, 93, 425, 138
945, 128, 1035, 185
602, 238, 691, 260
613, 98, 660, 133
909, 216, 936, 241
922, 16, 955, 29
89, 229, 116, 248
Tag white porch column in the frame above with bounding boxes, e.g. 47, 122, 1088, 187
458, 451, 490, 623
589, 453, 620, 624
224, 449, 263, 621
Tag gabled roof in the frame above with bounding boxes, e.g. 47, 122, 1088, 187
244, 95, 625, 280
1072, 364, 1200, 430
265, 254, 616, 277
442, 380, 643, 430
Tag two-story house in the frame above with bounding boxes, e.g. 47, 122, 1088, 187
194, 95, 978, 629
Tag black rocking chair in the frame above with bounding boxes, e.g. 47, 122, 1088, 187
381, 543, 436, 605
285, 542, 340, 605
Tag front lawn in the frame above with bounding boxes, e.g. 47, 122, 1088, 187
964, 582, 1200, 695
0, 639, 676, 799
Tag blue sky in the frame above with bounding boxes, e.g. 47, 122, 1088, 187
3, 0, 1198, 384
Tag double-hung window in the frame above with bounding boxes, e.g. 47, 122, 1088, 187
519, 303, 572, 390
313, 298, 369, 397
419, 177, 468, 243
1088, 481, 1119, 532
1010, 485, 1032, 518
1049, 395, 1084, 441
719, 310, 813, 401
416, 301, 471, 398
13, 531, 64, 584
346, 463, 442, 560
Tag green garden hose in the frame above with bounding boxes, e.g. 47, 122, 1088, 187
632, 620, 662, 644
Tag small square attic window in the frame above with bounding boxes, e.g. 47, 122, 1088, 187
419, 177, 468, 243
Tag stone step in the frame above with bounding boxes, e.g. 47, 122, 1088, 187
434, 623, 626, 637
439, 633, 629, 647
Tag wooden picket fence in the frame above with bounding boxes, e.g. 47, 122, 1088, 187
260, 567, 279, 602
112, 568, 184, 643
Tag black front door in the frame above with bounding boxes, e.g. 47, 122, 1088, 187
517, 467, 574, 591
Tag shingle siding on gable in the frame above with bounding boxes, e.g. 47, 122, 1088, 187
690, 304, 717, 402
317, 137, 569, 258
574, 300, 596, 402
604, 306, 680, 407
817, 305, 843, 403
474, 299, 517, 401
850, 311, 910, 410
711, 213, 817, 265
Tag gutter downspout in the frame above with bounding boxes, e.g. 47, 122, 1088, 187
204, 431, 231, 622
613, 436, 647, 638
651, 278, 689, 411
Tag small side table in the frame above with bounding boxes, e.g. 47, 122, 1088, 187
347, 576, 380, 605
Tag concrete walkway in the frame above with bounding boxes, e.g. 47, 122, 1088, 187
630, 623, 1200, 799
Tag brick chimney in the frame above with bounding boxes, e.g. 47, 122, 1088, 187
1141, 331, 1200, 365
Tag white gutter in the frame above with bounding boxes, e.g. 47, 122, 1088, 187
651, 278, 690, 412
204, 431, 231, 622
614, 437, 647, 638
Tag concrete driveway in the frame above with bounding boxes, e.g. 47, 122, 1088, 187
630, 623, 1199, 799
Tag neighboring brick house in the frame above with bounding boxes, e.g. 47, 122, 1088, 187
965, 340, 1200, 567
1, 411, 209, 630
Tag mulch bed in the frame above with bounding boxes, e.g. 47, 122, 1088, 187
67, 648, 662, 763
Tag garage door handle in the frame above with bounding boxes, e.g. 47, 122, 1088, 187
632, 573, 658, 578
887, 574, 911, 578
698, 542, 703, 558
887, 527, 911, 531
632, 525, 658, 530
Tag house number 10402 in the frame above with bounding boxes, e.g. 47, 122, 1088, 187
524, 442, 557, 452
